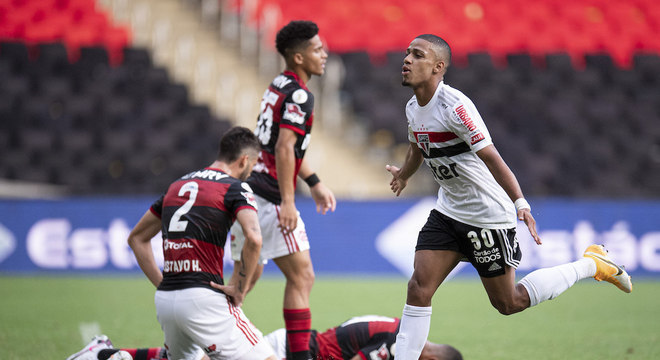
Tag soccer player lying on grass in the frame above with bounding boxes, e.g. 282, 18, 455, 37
264, 314, 462, 360
68, 315, 461, 360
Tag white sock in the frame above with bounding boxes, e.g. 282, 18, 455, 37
519, 258, 596, 307
394, 304, 432, 360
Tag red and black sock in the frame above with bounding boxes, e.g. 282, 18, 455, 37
97, 347, 167, 360
284, 308, 312, 360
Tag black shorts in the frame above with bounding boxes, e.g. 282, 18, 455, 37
416, 210, 521, 278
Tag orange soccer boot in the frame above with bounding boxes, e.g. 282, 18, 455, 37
583, 244, 633, 293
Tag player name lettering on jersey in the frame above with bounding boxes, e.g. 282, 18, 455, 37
272, 74, 293, 88
163, 259, 202, 273
182, 169, 229, 181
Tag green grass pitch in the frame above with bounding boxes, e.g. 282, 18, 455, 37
0, 275, 658, 359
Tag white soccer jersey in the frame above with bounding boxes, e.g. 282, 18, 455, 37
406, 81, 516, 229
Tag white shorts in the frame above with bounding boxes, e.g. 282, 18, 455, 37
154, 288, 275, 360
230, 194, 310, 264
264, 328, 286, 360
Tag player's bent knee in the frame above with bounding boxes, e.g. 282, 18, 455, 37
302, 269, 315, 289
406, 278, 434, 304
490, 298, 525, 315
287, 267, 315, 291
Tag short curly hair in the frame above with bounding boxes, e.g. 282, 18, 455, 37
275, 20, 319, 57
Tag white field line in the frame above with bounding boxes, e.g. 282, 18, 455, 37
78, 322, 102, 345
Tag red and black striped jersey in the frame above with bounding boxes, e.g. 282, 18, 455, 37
249, 70, 315, 204
149, 167, 258, 292
304, 316, 401, 360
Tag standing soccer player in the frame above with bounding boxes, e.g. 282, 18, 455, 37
128, 127, 276, 360
229, 20, 336, 360
386, 34, 633, 360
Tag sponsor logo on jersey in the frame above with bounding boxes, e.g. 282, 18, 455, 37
163, 240, 193, 250
470, 132, 485, 145
272, 75, 292, 88
456, 105, 486, 145
455, 104, 476, 131
283, 102, 306, 124
473, 248, 502, 263
183, 169, 229, 181
292, 89, 308, 104
416, 133, 430, 155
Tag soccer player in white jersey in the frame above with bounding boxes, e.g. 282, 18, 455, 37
385, 34, 633, 360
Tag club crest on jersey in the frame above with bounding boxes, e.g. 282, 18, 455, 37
241, 191, 258, 209
204, 344, 218, 355
368, 343, 391, 360
283, 102, 306, 124
416, 133, 430, 155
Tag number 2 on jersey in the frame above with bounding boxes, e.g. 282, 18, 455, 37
168, 181, 199, 232
255, 89, 280, 145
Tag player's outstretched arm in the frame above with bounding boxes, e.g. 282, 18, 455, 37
476, 144, 541, 244
386, 142, 424, 196
128, 210, 163, 287
212, 209, 262, 307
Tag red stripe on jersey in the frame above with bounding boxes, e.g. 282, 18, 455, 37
269, 86, 286, 126
283, 70, 308, 91
280, 123, 306, 136
164, 180, 230, 213
258, 151, 278, 180
414, 131, 458, 143
316, 327, 342, 358
149, 206, 161, 219
236, 206, 257, 213
368, 318, 401, 337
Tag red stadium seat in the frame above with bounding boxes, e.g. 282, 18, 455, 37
227, 0, 660, 68
0, 0, 130, 66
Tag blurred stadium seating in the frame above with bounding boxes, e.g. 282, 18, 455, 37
235, 0, 660, 198
0, 0, 232, 195
1, 0, 659, 197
